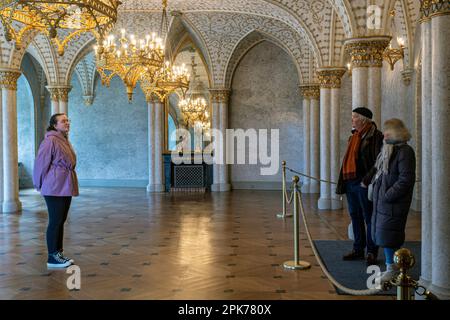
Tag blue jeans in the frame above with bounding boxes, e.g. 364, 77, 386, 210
345, 179, 378, 255
384, 247, 399, 265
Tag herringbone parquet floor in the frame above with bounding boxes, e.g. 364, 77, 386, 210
0, 188, 421, 300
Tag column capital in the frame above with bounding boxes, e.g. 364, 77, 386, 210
420, 0, 450, 21
344, 36, 391, 68
0, 69, 21, 90
146, 93, 163, 104
209, 88, 231, 103
46, 85, 72, 103
316, 67, 347, 89
299, 83, 320, 100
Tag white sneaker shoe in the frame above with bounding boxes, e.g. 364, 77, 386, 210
376, 264, 400, 284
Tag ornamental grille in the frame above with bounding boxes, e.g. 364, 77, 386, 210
174, 165, 204, 188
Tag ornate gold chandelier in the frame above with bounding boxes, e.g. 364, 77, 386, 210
139, 0, 189, 102
95, 0, 189, 102
179, 55, 209, 129
0, 0, 120, 55
95, 29, 165, 101
179, 97, 209, 128
140, 60, 189, 102
383, 10, 405, 71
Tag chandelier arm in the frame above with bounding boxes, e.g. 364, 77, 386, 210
84, 5, 103, 38
15, 24, 35, 49
26, 2, 60, 30
52, 29, 86, 56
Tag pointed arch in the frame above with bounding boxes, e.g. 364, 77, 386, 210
224, 30, 305, 89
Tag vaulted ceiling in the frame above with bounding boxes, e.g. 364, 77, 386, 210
0, 0, 422, 93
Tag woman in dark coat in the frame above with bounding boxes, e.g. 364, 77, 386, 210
370, 118, 416, 282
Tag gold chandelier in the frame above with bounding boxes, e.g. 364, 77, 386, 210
139, 0, 189, 101
179, 55, 209, 129
95, 0, 189, 102
383, 10, 405, 71
95, 29, 165, 101
179, 97, 210, 128
140, 60, 189, 101
0, 0, 120, 56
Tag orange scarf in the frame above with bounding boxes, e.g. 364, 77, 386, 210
342, 122, 372, 180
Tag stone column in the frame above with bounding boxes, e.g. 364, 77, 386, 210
57, 86, 71, 115
210, 89, 231, 192
352, 67, 368, 108
154, 98, 165, 192
420, 18, 433, 289
0, 69, 22, 213
428, 3, 450, 300
317, 76, 331, 210
146, 95, 155, 192
309, 85, 320, 194
324, 68, 347, 209
46, 86, 60, 115
316, 68, 346, 210
211, 99, 220, 192
0, 89, 3, 212
299, 85, 311, 193
345, 37, 390, 126
412, 66, 422, 212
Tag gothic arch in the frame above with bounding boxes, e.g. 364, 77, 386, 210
224, 30, 304, 89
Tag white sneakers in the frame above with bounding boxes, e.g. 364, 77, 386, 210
377, 263, 400, 284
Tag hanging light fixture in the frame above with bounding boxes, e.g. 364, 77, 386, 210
95, 0, 189, 102
0, 0, 121, 55
140, 0, 189, 101
179, 54, 210, 129
95, 29, 165, 101
140, 59, 189, 101
383, 10, 405, 71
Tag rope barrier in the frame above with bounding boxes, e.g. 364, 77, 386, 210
278, 160, 436, 298
284, 181, 295, 205
286, 166, 421, 185
287, 167, 338, 185
295, 184, 383, 296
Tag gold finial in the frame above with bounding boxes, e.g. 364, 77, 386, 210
282, 160, 286, 166
292, 176, 299, 184
394, 248, 415, 270
390, 9, 396, 17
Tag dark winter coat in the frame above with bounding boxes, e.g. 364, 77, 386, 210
336, 123, 384, 194
371, 144, 416, 248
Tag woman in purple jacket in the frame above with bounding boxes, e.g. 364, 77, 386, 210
33, 113, 79, 268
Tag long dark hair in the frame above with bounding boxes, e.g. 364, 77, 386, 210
46, 113, 66, 132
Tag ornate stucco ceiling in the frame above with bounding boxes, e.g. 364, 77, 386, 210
0, 0, 421, 102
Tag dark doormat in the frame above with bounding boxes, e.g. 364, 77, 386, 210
313, 240, 421, 296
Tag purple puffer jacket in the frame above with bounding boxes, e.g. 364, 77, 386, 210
33, 130, 79, 197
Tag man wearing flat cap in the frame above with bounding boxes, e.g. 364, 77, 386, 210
336, 107, 383, 265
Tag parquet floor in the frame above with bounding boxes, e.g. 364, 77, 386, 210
0, 188, 421, 300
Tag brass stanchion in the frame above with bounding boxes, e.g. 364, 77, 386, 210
283, 176, 311, 270
384, 248, 415, 300
277, 161, 292, 218
394, 248, 415, 300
